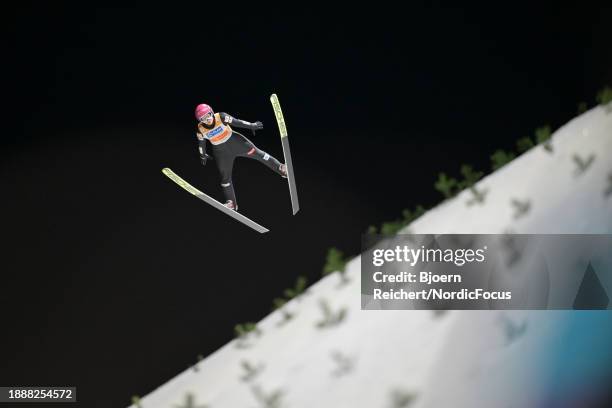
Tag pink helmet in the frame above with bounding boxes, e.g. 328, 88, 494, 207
195, 103, 213, 120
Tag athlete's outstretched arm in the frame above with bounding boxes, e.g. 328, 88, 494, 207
196, 132, 210, 165
219, 112, 264, 130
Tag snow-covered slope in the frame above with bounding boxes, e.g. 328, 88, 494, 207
130, 106, 612, 408
409, 107, 612, 235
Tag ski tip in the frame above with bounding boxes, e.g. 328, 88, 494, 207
270, 93, 278, 101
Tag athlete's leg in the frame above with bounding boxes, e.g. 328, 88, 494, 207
212, 145, 238, 209
234, 132, 286, 177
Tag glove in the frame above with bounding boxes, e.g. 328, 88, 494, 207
200, 154, 212, 166
253, 121, 264, 130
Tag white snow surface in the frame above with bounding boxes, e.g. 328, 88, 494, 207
130, 106, 612, 408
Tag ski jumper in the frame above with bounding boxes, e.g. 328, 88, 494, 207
196, 112, 284, 209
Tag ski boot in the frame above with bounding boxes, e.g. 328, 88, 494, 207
279, 163, 288, 179
223, 200, 237, 211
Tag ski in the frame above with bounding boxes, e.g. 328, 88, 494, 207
162, 168, 269, 233
270, 93, 300, 215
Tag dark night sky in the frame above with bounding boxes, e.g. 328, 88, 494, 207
1, 4, 611, 407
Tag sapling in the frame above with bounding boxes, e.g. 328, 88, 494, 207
284, 275, 308, 299
389, 389, 418, 408
466, 186, 488, 206
131, 395, 142, 408
251, 385, 284, 408
500, 233, 522, 268
597, 86, 612, 113
364, 225, 382, 248
234, 322, 261, 338
516, 136, 535, 153
173, 393, 208, 408
272, 297, 293, 324
322, 247, 349, 285
434, 172, 458, 198
379, 205, 427, 237
458, 164, 484, 189
499, 314, 528, 346
490, 149, 516, 171
272, 297, 287, 309
192, 354, 204, 372
330, 350, 355, 377
397, 206, 426, 240
316, 299, 347, 329
380, 219, 405, 236
234, 322, 262, 348
535, 125, 553, 152
456, 164, 485, 206
511, 198, 531, 219
240, 359, 264, 382
572, 153, 595, 176
402, 205, 426, 225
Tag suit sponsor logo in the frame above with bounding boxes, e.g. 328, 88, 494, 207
208, 127, 224, 137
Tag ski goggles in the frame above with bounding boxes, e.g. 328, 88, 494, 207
199, 112, 214, 122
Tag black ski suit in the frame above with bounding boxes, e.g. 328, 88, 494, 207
196, 112, 284, 210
